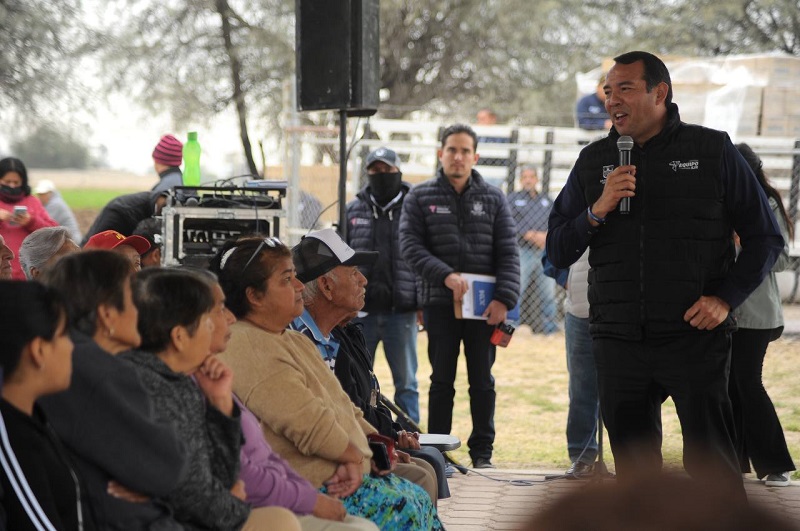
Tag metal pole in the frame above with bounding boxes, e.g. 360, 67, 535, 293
542, 130, 554, 195
789, 140, 800, 226
358, 122, 372, 191
338, 109, 348, 239
592, 408, 611, 480
284, 78, 302, 245
506, 128, 519, 194
788, 140, 800, 303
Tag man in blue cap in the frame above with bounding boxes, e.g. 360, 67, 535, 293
345, 147, 421, 424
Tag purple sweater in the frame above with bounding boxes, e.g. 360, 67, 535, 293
235, 395, 318, 514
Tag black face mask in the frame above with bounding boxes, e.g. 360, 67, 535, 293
0, 185, 24, 204
368, 172, 402, 205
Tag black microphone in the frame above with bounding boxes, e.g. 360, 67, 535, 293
617, 135, 634, 214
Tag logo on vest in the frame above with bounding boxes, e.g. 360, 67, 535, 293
429, 205, 451, 214
669, 160, 699, 172
601, 165, 614, 184
350, 217, 370, 226
470, 201, 486, 216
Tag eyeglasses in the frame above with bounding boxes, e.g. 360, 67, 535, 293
242, 237, 282, 272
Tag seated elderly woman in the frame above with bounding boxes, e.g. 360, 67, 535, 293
197, 267, 378, 531
121, 268, 300, 531
0, 281, 87, 530
39, 250, 187, 530
19, 226, 80, 279
212, 236, 443, 530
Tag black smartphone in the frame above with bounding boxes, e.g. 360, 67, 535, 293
369, 441, 392, 471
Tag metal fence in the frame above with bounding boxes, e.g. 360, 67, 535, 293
279, 115, 800, 327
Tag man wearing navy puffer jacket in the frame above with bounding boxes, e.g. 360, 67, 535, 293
400, 124, 520, 469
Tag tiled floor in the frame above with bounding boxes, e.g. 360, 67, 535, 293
437, 468, 800, 530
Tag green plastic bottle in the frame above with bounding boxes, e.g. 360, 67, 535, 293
182, 131, 201, 186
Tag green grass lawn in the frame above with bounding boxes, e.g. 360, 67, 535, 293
60, 189, 141, 210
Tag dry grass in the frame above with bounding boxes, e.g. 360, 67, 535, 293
372, 324, 800, 475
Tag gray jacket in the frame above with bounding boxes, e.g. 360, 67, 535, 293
45, 191, 82, 242
733, 197, 790, 330
151, 168, 184, 196
121, 350, 248, 531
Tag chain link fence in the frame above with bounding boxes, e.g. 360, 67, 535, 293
279, 115, 800, 329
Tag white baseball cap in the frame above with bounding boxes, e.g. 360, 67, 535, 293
34, 180, 56, 194
292, 228, 378, 283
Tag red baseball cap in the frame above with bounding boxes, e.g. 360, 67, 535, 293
83, 230, 151, 255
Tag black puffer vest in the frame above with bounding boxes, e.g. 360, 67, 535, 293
576, 107, 734, 339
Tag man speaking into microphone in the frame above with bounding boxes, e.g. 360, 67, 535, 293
546, 51, 783, 498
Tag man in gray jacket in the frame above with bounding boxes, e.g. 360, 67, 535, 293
400, 124, 520, 469
34, 180, 82, 243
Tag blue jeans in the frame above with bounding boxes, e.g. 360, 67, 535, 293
519, 246, 557, 334
358, 312, 420, 423
565, 313, 599, 465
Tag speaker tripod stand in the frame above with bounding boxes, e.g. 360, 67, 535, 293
546, 407, 614, 481
582, 409, 614, 481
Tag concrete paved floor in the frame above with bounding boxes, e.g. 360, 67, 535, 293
437, 468, 800, 530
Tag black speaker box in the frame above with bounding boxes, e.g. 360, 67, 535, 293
296, 0, 379, 115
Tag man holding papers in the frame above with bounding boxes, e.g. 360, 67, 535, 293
400, 124, 520, 469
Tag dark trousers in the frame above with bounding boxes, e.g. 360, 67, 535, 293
424, 305, 496, 461
729, 327, 795, 478
407, 446, 451, 499
593, 329, 745, 500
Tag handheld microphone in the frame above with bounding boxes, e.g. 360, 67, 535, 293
617, 135, 634, 214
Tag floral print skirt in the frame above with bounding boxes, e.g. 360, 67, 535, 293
321, 473, 443, 530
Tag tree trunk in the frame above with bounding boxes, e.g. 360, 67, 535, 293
215, 0, 259, 177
